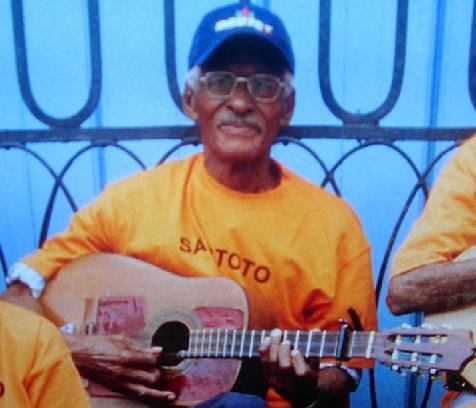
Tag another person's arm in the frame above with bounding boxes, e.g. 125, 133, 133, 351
387, 257, 476, 315
1, 274, 173, 402
0, 300, 89, 408
24, 315, 91, 408
1, 280, 45, 315
387, 139, 476, 316
1, 185, 176, 403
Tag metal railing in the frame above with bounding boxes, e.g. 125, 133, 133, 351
1, 1, 475, 407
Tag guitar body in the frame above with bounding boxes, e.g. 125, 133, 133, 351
424, 246, 476, 389
425, 246, 476, 329
40, 253, 476, 405
426, 307, 476, 391
425, 305, 476, 331
40, 253, 249, 407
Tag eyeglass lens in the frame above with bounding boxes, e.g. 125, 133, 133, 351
204, 72, 282, 100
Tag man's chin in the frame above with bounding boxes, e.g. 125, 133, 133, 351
213, 148, 265, 164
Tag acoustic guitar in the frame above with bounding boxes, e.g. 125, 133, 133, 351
40, 253, 476, 407
424, 246, 476, 393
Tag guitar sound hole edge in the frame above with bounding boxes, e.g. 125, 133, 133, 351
153, 321, 189, 368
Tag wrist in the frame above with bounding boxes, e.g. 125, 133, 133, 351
6, 262, 46, 299
1, 281, 45, 316
319, 364, 360, 393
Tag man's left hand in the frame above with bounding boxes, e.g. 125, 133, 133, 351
259, 328, 320, 407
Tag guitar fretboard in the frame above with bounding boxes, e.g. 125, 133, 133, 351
178, 329, 376, 360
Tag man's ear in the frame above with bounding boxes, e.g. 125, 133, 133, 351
279, 90, 295, 129
182, 85, 199, 121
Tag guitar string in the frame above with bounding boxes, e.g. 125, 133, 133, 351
102, 331, 448, 362
99, 331, 446, 344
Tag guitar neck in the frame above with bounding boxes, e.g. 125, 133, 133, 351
179, 328, 376, 360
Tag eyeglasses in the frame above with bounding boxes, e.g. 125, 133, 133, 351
198, 71, 290, 102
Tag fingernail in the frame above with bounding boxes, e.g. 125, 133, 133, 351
271, 328, 281, 337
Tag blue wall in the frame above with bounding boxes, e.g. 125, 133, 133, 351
1, 1, 475, 406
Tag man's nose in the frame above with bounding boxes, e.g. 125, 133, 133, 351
226, 81, 255, 113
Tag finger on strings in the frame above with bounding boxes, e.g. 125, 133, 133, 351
259, 336, 272, 361
269, 328, 282, 363
291, 349, 308, 376
278, 340, 292, 369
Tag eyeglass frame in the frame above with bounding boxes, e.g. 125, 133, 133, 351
197, 70, 294, 103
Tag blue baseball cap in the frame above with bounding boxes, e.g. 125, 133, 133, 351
188, 3, 295, 73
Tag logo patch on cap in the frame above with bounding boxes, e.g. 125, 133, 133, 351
215, 7, 273, 35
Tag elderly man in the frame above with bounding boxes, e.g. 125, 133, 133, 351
3, 2, 376, 407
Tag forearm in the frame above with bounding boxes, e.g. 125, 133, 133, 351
60, 333, 116, 380
387, 258, 476, 315
59, 332, 170, 401
61, 333, 93, 367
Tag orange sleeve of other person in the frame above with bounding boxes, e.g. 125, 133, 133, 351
0, 300, 89, 408
391, 135, 476, 276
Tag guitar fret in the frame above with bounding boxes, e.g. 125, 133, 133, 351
223, 329, 228, 357
305, 330, 313, 358
215, 329, 220, 357
208, 329, 213, 356
348, 331, 356, 359
294, 330, 300, 351
249, 329, 256, 358
319, 331, 327, 357
231, 329, 236, 358
194, 330, 199, 356
239, 329, 245, 357
200, 329, 206, 357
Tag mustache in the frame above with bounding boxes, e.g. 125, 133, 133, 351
218, 114, 260, 130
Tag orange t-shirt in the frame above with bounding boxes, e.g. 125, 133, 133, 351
0, 301, 89, 408
391, 135, 476, 408
23, 153, 377, 406
391, 135, 476, 276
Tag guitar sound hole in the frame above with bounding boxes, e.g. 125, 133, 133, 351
152, 321, 189, 367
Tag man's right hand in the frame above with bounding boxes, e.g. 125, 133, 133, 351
1, 282, 176, 403
65, 333, 177, 403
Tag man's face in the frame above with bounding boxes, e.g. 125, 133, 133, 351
184, 50, 295, 164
